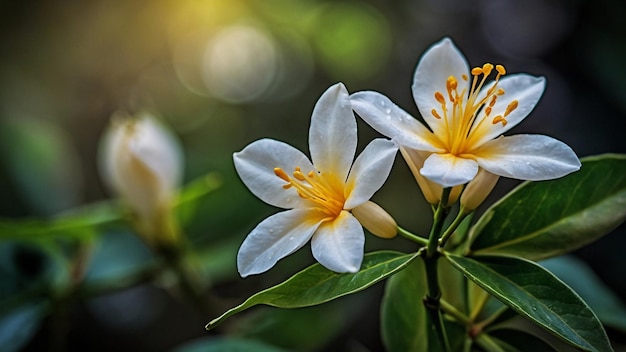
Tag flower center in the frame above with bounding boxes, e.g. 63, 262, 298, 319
274, 167, 345, 217
431, 63, 518, 155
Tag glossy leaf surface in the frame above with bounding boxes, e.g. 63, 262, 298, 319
469, 154, 626, 260
446, 254, 613, 352
207, 250, 417, 330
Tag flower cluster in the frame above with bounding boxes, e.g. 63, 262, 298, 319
234, 38, 580, 276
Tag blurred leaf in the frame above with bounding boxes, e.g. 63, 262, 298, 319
174, 172, 222, 226
445, 254, 612, 352
234, 298, 358, 351
469, 154, 626, 260
476, 328, 557, 352
82, 228, 155, 295
189, 239, 239, 285
381, 260, 427, 352
206, 250, 418, 330
0, 302, 47, 352
174, 337, 285, 352
541, 255, 626, 332
0, 201, 119, 242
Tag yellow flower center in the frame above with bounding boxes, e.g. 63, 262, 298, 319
430, 63, 518, 156
274, 167, 345, 218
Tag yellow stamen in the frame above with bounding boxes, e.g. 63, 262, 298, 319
274, 166, 345, 217
435, 91, 446, 105
496, 64, 506, 76
492, 115, 507, 126
504, 100, 518, 117
432, 109, 442, 119
482, 63, 494, 76
471, 67, 483, 76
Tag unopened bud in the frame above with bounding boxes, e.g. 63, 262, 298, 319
98, 111, 183, 246
460, 169, 499, 211
351, 201, 397, 239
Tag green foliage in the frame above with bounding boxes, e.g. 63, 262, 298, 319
445, 254, 613, 352
541, 255, 626, 332
476, 328, 557, 352
469, 154, 626, 260
380, 260, 428, 352
207, 251, 418, 330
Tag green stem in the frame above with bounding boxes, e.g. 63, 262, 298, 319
427, 188, 451, 258
397, 226, 429, 246
422, 187, 452, 352
440, 298, 471, 326
438, 208, 472, 248
474, 332, 506, 352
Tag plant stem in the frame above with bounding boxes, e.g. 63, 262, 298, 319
440, 298, 471, 326
438, 209, 471, 248
422, 187, 452, 352
397, 226, 429, 246
427, 188, 451, 258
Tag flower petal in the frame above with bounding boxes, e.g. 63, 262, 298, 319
350, 91, 441, 151
237, 208, 324, 277
344, 138, 398, 209
474, 134, 581, 180
421, 153, 479, 187
311, 211, 364, 273
309, 83, 356, 181
233, 138, 314, 209
412, 38, 470, 137
470, 74, 546, 146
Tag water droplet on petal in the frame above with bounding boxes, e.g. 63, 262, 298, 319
385, 108, 391, 114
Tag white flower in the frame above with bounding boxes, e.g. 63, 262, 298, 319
99, 112, 183, 245
350, 38, 580, 188
233, 83, 398, 277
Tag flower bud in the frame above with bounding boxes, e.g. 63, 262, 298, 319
351, 201, 397, 239
400, 147, 461, 206
460, 168, 499, 211
98, 112, 184, 247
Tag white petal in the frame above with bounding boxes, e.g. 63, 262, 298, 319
474, 134, 581, 180
233, 138, 314, 209
309, 83, 356, 181
412, 38, 470, 138
237, 208, 323, 277
344, 139, 398, 209
350, 91, 441, 151
471, 75, 546, 146
311, 211, 364, 273
128, 113, 184, 193
98, 113, 183, 220
421, 153, 479, 187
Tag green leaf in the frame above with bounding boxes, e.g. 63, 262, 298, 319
0, 201, 119, 242
174, 337, 286, 352
476, 328, 557, 352
174, 172, 222, 226
381, 260, 428, 352
0, 302, 47, 352
445, 254, 613, 352
541, 255, 626, 332
206, 250, 418, 330
469, 154, 626, 260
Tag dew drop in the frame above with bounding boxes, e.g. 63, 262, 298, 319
531, 306, 537, 311
385, 108, 391, 114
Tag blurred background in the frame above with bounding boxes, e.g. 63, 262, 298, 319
1, 0, 625, 351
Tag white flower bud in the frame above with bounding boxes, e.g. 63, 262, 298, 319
351, 201, 397, 239
460, 168, 499, 211
98, 112, 183, 245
